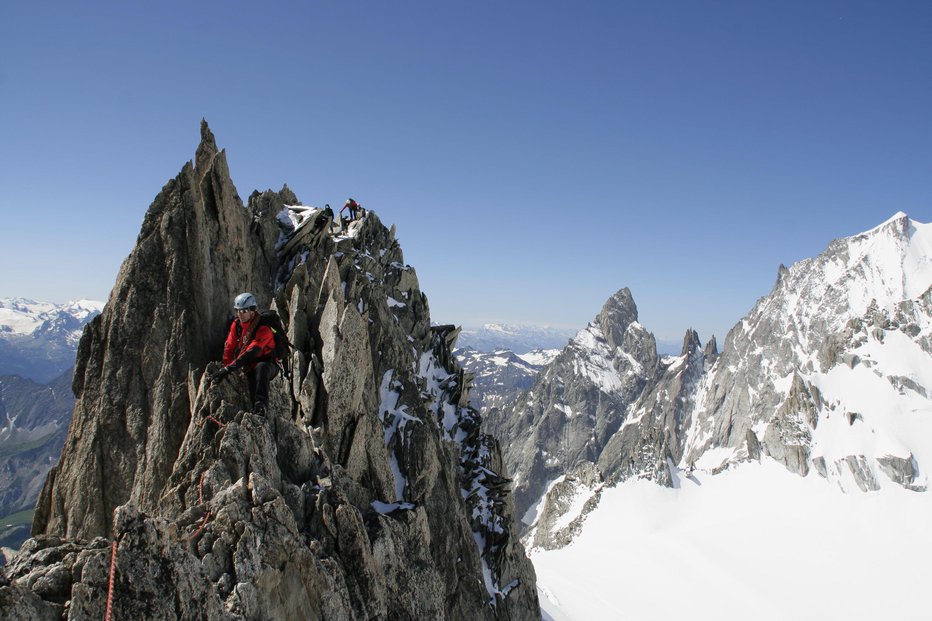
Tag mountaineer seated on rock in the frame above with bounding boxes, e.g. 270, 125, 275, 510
208, 292, 279, 416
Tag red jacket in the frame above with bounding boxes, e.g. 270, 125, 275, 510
223, 315, 276, 371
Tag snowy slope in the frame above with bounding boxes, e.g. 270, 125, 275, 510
517, 349, 561, 367
533, 461, 932, 621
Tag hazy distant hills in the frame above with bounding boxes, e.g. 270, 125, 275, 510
457, 323, 575, 354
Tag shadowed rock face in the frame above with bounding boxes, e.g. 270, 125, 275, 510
3, 122, 538, 620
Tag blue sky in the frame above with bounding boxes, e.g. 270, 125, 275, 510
2, 1, 930, 345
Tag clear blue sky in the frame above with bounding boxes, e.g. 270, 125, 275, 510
2, 1, 930, 345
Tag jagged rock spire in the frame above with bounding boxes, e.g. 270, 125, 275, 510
680, 328, 701, 356
194, 118, 219, 177
10, 124, 539, 620
597, 287, 638, 351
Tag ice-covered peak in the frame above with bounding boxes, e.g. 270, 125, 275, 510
872, 210, 909, 230
751, 214, 932, 348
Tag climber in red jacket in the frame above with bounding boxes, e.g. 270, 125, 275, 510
340, 198, 361, 220
208, 292, 278, 415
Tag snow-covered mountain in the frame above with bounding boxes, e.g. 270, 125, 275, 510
511, 212, 932, 619
458, 323, 575, 354
0, 298, 103, 382
456, 347, 559, 412
495, 212, 931, 540
681, 212, 932, 493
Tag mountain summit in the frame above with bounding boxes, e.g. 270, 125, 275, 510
1, 122, 538, 619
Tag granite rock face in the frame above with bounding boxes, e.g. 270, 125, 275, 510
597, 329, 710, 487
4, 122, 538, 620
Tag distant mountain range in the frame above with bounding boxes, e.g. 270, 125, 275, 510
455, 347, 560, 412
0, 298, 103, 383
457, 323, 575, 354
457, 321, 683, 357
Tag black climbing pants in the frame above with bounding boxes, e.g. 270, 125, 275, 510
247, 361, 279, 412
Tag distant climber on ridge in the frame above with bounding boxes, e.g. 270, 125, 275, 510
340, 197, 361, 221
208, 292, 278, 416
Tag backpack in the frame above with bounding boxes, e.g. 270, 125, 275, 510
236, 310, 292, 378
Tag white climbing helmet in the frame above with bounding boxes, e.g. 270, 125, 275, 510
233, 292, 257, 310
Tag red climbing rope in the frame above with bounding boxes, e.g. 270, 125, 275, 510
189, 470, 212, 542
104, 531, 118, 621
197, 412, 226, 428
204, 414, 226, 428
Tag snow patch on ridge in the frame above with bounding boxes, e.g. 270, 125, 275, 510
569, 325, 623, 393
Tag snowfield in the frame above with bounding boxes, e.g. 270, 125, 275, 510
532, 460, 932, 621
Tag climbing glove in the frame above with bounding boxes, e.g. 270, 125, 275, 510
208, 366, 232, 383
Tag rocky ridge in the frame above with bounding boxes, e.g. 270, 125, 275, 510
0, 122, 538, 620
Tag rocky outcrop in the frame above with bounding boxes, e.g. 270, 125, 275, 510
522, 462, 603, 552
760, 372, 820, 477
4, 122, 538, 619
